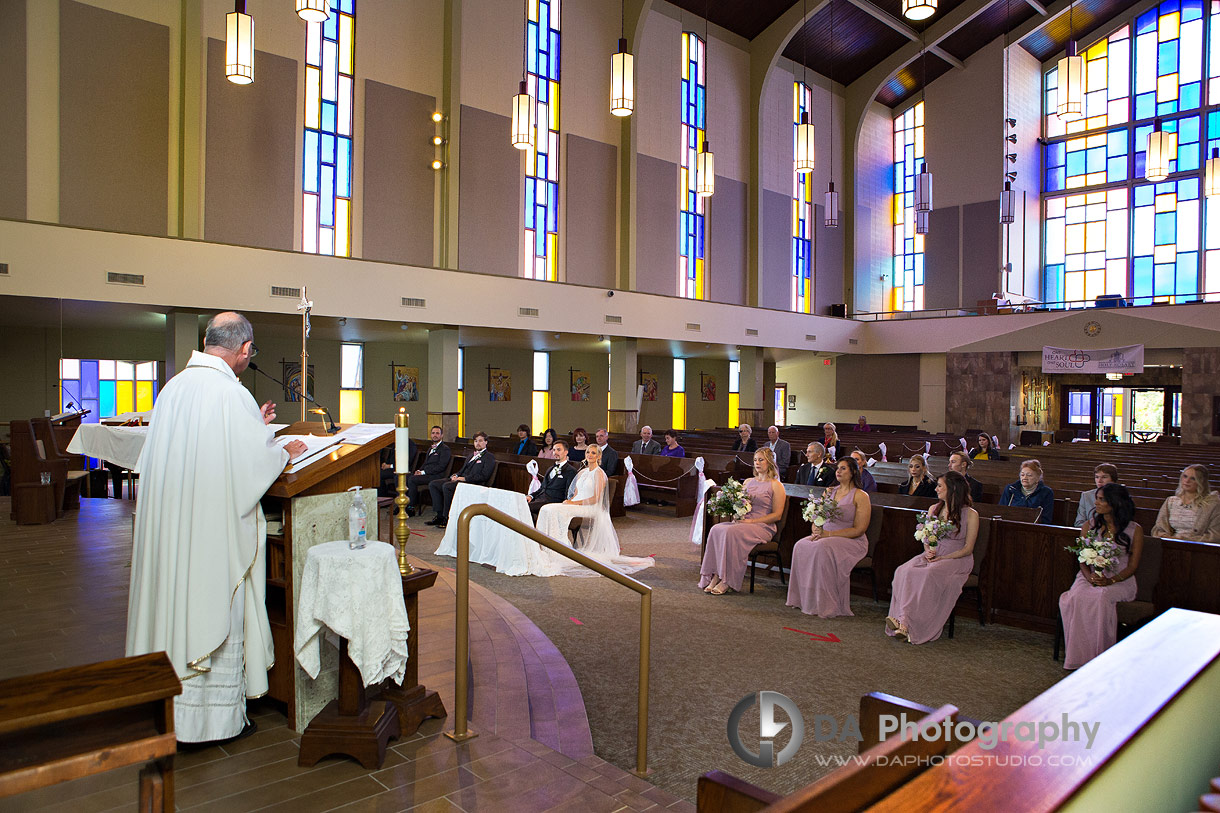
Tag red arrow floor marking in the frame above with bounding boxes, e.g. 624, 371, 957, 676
784, 626, 842, 643
569, 617, 584, 625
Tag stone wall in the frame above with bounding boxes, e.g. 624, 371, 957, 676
945, 352, 1018, 444
1182, 348, 1220, 445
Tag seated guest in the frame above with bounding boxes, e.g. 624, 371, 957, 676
850, 450, 877, 493
900, 454, 938, 498
968, 433, 1001, 460
379, 438, 416, 498
1151, 464, 1220, 542
765, 426, 792, 478
525, 440, 577, 516
732, 424, 757, 453
1075, 464, 1119, 527
427, 431, 496, 528
999, 459, 1054, 523
570, 427, 590, 462
796, 442, 835, 487
822, 423, 841, 460
855, 415, 871, 432
699, 449, 787, 595
947, 451, 984, 504
659, 430, 685, 457
631, 425, 662, 455
786, 457, 872, 617
512, 424, 538, 456
886, 471, 979, 644
594, 428, 619, 475
538, 428, 560, 459
407, 425, 451, 517
1059, 483, 1144, 669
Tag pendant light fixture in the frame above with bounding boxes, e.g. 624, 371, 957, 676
225, 0, 254, 85
610, 0, 634, 116
296, 0, 329, 23
1206, 148, 1220, 197
1145, 121, 1176, 182
1001, 181, 1016, 223
902, 0, 937, 21
999, 0, 1016, 225
1056, 3, 1084, 122
696, 1, 715, 197
914, 36, 932, 214
825, 0, 838, 226
794, 0, 815, 174
511, 0, 534, 150
916, 209, 929, 234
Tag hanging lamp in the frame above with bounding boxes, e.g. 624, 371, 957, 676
1145, 121, 1176, 182
1205, 148, 1220, 197
296, 0, 329, 23
916, 209, 929, 234
511, 0, 534, 149
1000, 181, 1016, 224
999, 0, 1016, 225
914, 35, 933, 214
610, 0, 634, 116
1056, 4, 1083, 122
226, 0, 254, 85
902, 0, 937, 21
794, 0, 815, 175
696, 3, 714, 197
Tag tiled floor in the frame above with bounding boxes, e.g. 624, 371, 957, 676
0, 498, 694, 812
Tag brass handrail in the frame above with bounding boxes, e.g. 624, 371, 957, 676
444, 503, 653, 776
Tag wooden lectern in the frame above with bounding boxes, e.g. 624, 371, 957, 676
262, 422, 391, 732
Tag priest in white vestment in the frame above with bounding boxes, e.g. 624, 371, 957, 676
126, 312, 306, 742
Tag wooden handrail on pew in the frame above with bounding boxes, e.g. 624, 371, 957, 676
0, 652, 181, 810
866, 608, 1220, 812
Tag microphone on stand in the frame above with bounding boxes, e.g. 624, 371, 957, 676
247, 362, 340, 434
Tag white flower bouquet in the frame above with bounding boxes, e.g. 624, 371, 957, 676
707, 478, 752, 520
1065, 528, 1123, 575
913, 516, 956, 566
802, 490, 841, 527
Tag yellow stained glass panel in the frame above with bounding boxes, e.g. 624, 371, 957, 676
672, 393, 687, 431
339, 15, 354, 74
117, 381, 134, 415
532, 392, 550, 434
339, 390, 363, 424
1157, 72, 1180, 102
728, 392, 739, 427
136, 382, 153, 412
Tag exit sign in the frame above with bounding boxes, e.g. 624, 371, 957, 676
823, 358, 832, 366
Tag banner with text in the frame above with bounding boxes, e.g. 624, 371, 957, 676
1042, 345, 1144, 374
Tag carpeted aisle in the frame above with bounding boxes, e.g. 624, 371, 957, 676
410, 507, 1067, 803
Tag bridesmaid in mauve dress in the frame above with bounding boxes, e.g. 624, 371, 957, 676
1059, 483, 1144, 670
700, 448, 788, 595
885, 471, 979, 644
786, 457, 872, 617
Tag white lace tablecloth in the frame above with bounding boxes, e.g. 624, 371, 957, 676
294, 540, 410, 687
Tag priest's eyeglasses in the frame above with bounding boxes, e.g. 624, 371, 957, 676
249, 343, 260, 358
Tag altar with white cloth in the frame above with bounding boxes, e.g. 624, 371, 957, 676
434, 483, 555, 575
65, 423, 149, 470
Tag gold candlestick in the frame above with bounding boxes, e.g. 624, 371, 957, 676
394, 410, 414, 575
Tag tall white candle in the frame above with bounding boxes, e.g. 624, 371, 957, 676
395, 426, 410, 474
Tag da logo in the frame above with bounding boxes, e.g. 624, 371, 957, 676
727, 692, 805, 768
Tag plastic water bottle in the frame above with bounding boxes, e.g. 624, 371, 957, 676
348, 486, 368, 550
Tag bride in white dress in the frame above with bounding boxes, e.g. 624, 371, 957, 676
534, 444, 655, 577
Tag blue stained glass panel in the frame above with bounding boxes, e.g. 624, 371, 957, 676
304, 131, 319, 191
320, 166, 335, 225
100, 380, 115, 417
81, 361, 99, 398
324, 11, 337, 38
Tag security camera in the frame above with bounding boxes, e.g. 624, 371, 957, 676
607, 290, 615, 297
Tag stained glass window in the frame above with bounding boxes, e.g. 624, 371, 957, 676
892, 101, 924, 312
793, 82, 814, 313
680, 32, 706, 300
524, 0, 561, 282
303, 0, 355, 257
1043, 0, 1218, 305
60, 359, 158, 423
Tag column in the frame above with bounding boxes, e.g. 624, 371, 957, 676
607, 337, 638, 434
26, 0, 59, 223
163, 311, 200, 382
737, 346, 766, 429
427, 327, 460, 440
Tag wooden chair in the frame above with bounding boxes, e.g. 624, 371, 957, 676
8, 420, 66, 524
747, 507, 788, 593
851, 505, 887, 602
571, 478, 618, 546
947, 515, 994, 637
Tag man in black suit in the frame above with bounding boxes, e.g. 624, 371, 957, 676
630, 425, 662, 455
511, 424, 538, 456
796, 442, 835, 487
594, 428, 619, 476
407, 425, 452, 516
525, 440, 577, 516
427, 431, 496, 527
949, 451, 985, 504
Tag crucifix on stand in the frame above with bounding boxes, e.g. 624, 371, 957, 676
297, 287, 314, 422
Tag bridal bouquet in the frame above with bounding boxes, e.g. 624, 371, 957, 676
1065, 528, 1123, 575
708, 478, 752, 520
802, 490, 840, 527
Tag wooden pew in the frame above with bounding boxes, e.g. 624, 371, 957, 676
7, 419, 67, 524
625, 454, 700, 517
33, 418, 88, 511
0, 652, 181, 811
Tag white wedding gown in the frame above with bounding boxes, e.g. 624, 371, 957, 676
534, 467, 655, 577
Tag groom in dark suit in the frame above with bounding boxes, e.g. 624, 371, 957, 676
526, 441, 577, 516
428, 431, 496, 527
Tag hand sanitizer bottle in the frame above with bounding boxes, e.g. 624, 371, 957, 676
348, 486, 368, 550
